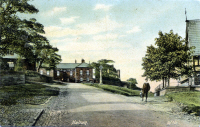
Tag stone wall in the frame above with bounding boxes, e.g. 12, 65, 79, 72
0, 72, 25, 86
25, 75, 53, 83
158, 86, 196, 96
25, 71, 53, 83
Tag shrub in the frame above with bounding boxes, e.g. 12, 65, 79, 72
83, 83, 140, 96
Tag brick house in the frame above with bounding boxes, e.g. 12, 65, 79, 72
39, 59, 94, 83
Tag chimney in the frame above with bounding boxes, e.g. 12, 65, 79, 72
81, 59, 85, 63
75, 59, 77, 63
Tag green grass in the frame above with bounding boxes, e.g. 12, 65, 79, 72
165, 91, 200, 115
84, 83, 142, 96
0, 84, 60, 105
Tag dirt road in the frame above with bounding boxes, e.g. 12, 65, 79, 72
35, 83, 199, 127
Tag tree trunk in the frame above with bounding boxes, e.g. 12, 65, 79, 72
168, 77, 170, 86
37, 59, 44, 72
162, 78, 164, 89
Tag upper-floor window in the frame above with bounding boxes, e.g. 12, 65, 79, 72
87, 70, 89, 75
70, 70, 73, 76
40, 70, 43, 75
47, 70, 50, 76
80, 70, 83, 75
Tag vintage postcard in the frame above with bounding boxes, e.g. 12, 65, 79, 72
0, 0, 200, 126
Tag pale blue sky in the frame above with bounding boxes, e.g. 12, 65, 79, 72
19, 0, 200, 90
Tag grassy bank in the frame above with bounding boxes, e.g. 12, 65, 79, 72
165, 91, 200, 116
83, 83, 152, 96
0, 84, 60, 105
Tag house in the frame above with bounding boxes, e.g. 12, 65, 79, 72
39, 59, 94, 83
0, 50, 35, 70
185, 19, 200, 85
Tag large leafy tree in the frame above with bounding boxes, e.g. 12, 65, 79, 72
0, 0, 41, 56
36, 44, 61, 72
142, 30, 194, 86
0, 0, 61, 70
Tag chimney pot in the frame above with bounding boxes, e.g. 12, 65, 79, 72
82, 59, 85, 63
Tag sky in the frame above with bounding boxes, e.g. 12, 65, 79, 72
19, 0, 200, 91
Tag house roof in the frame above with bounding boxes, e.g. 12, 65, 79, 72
56, 63, 91, 69
77, 63, 90, 68
1, 53, 25, 59
56, 63, 80, 69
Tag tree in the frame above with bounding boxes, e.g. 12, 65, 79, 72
0, 57, 9, 70
0, 0, 61, 71
127, 78, 138, 89
0, 0, 41, 57
142, 30, 194, 86
14, 57, 25, 71
36, 44, 61, 72
90, 59, 119, 82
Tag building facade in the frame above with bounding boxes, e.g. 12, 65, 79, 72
0, 51, 35, 70
186, 19, 200, 85
49, 59, 94, 83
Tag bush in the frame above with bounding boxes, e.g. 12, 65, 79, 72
0, 58, 9, 70
84, 83, 140, 96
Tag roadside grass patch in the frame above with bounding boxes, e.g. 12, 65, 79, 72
84, 83, 141, 96
165, 91, 200, 116
0, 84, 60, 105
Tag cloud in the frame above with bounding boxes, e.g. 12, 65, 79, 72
60, 16, 79, 24
93, 33, 118, 41
52, 7, 67, 13
94, 4, 112, 11
44, 16, 123, 37
127, 26, 141, 34
76, 15, 123, 34
44, 26, 82, 37
42, 7, 67, 16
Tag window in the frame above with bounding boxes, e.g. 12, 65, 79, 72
7, 62, 14, 68
70, 71, 73, 76
93, 69, 95, 78
47, 70, 50, 76
194, 58, 199, 66
87, 78, 89, 82
87, 70, 89, 75
80, 70, 83, 75
40, 70, 43, 75
80, 78, 83, 82
57, 71, 60, 76
193, 56, 200, 66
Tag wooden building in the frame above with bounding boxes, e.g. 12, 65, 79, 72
186, 19, 200, 85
